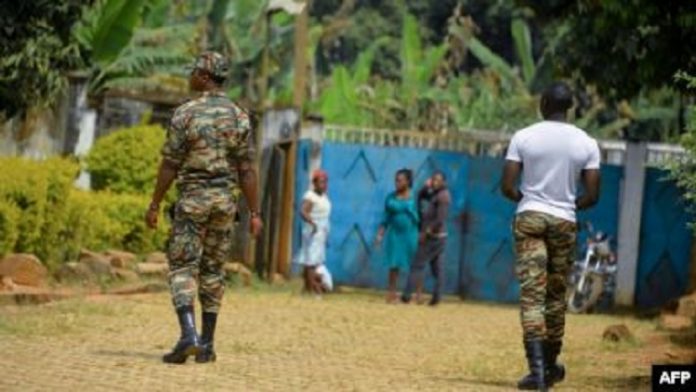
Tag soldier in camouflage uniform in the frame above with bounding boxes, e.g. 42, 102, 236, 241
146, 52, 263, 364
501, 82, 601, 390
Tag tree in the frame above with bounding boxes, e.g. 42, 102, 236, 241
0, 0, 93, 119
74, 0, 194, 98
669, 72, 696, 224
525, 0, 696, 100
312, 8, 540, 132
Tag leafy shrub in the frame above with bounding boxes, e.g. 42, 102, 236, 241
0, 157, 79, 266
63, 190, 169, 260
0, 199, 20, 257
0, 157, 169, 269
86, 124, 166, 195
668, 73, 696, 227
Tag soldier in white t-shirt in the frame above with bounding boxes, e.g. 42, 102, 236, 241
501, 82, 601, 391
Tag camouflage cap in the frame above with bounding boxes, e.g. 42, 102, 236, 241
189, 51, 229, 79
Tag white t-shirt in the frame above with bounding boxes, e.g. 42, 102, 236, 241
303, 190, 331, 221
506, 121, 601, 222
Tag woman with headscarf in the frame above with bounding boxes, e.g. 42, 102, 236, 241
298, 170, 332, 295
376, 169, 419, 303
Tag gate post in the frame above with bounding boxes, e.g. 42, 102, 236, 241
615, 142, 648, 306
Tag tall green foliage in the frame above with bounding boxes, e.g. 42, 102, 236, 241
669, 73, 696, 226
463, 18, 538, 92
313, 9, 539, 132
87, 0, 147, 64
400, 13, 448, 126
76, 0, 193, 96
525, 0, 696, 100
0, 1, 93, 118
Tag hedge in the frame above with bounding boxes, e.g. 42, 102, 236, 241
0, 199, 20, 257
0, 156, 169, 269
85, 124, 166, 195
0, 157, 78, 266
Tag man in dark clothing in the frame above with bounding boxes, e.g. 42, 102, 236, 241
401, 171, 451, 306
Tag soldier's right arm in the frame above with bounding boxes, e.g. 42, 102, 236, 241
147, 109, 190, 227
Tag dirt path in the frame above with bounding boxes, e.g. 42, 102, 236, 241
0, 287, 690, 391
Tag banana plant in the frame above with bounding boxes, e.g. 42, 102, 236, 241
75, 0, 147, 66
461, 18, 537, 93
314, 37, 390, 127
315, 10, 451, 130
400, 12, 448, 127
75, 0, 194, 97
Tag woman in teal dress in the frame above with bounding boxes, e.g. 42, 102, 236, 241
376, 169, 419, 303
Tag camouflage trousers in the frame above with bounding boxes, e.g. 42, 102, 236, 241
167, 189, 235, 314
513, 210, 577, 342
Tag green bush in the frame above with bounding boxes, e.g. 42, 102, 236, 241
63, 190, 169, 260
0, 199, 20, 257
85, 124, 166, 195
0, 157, 79, 266
0, 157, 169, 269
668, 73, 696, 227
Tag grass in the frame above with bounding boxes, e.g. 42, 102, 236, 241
0, 296, 133, 336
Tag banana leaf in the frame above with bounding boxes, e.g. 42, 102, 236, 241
90, 0, 147, 64
511, 19, 535, 86
467, 37, 517, 84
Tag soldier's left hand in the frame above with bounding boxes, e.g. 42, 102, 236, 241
250, 217, 263, 237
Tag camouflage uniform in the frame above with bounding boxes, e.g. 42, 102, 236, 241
513, 210, 577, 343
162, 52, 254, 314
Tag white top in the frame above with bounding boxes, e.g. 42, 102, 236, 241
303, 190, 331, 222
506, 121, 601, 222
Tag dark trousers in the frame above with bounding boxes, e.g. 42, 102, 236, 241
403, 237, 447, 299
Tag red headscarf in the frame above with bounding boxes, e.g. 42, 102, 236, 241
312, 169, 328, 182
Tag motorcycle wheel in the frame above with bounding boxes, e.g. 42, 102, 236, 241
567, 273, 605, 314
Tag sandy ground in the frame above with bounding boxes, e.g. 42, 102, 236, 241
0, 285, 691, 391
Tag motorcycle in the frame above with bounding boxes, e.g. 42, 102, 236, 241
566, 222, 617, 313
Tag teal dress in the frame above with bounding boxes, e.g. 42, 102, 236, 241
381, 192, 419, 270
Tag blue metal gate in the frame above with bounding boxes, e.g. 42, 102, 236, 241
293, 139, 691, 306
635, 168, 694, 308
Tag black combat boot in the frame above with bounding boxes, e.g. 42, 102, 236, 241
428, 294, 441, 307
162, 305, 201, 364
545, 340, 565, 385
517, 340, 548, 391
195, 312, 218, 363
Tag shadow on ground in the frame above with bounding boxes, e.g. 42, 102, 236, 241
437, 373, 652, 390
669, 329, 696, 348
434, 376, 512, 389
584, 374, 651, 390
